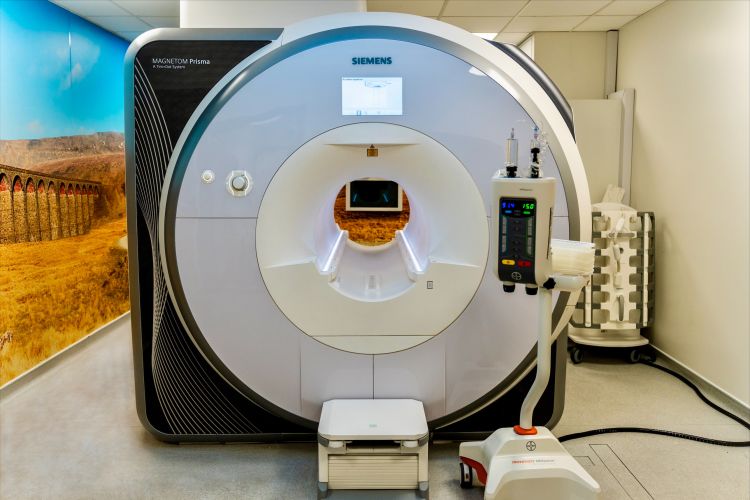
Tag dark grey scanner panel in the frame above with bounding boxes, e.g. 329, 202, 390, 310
126, 22, 581, 442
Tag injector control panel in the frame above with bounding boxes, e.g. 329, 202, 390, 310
491, 175, 555, 292
498, 197, 537, 284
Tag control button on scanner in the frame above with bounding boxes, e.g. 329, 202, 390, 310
226, 170, 253, 197
201, 170, 215, 184
231, 175, 248, 191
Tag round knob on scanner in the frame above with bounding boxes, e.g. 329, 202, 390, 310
231, 174, 248, 191
226, 170, 252, 196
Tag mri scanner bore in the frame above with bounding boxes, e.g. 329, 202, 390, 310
126, 8, 591, 466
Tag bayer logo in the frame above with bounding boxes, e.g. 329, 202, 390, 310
525, 440, 536, 451
511, 271, 522, 281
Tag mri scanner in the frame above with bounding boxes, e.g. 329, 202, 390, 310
125, 11, 592, 485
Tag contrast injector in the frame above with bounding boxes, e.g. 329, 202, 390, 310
505, 128, 518, 178
529, 126, 543, 179
493, 125, 555, 295
464, 128, 598, 498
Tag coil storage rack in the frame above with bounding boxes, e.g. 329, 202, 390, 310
568, 202, 655, 363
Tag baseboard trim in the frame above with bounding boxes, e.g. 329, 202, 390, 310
651, 344, 750, 418
0, 311, 131, 399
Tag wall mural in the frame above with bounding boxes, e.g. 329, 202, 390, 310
0, 0, 129, 384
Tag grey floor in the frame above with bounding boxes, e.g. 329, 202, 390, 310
1, 319, 748, 500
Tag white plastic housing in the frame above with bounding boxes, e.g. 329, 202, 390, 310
256, 123, 488, 354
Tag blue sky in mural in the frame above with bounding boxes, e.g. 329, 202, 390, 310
0, 0, 128, 140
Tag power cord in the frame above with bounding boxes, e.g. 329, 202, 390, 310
557, 355, 750, 447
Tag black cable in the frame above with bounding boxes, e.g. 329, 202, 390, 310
559, 427, 749, 448
638, 358, 750, 431
557, 357, 750, 447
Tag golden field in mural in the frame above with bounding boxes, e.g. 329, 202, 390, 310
0, 133, 129, 385
0, 218, 128, 383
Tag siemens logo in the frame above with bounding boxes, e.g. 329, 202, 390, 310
352, 57, 392, 65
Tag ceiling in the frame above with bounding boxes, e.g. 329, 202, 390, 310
51, 0, 665, 43
50, 0, 179, 40
369, 0, 665, 44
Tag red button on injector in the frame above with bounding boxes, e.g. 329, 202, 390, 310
517, 260, 532, 268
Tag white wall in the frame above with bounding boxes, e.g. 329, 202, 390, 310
519, 35, 534, 59
530, 32, 608, 100
618, 0, 750, 406
570, 99, 622, 203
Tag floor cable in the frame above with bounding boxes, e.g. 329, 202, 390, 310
557, 356, 750, 447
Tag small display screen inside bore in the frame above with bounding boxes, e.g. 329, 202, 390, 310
349, 180, 400, 209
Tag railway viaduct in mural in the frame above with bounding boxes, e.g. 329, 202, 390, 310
0, 164, 102, 244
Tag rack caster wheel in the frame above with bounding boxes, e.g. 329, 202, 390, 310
628, 349, 641, 363
459, 462, 473, 489
570, 347, 584, 364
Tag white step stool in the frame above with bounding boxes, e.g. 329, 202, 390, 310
317, 399, 429, 499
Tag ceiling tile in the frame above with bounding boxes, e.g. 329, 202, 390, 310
367, 0, 444, 16
441, 16, 511, 32
442, 0, 527, 17
505, 16, 586, 32
574, 15, 636, 31
115, 31, 144, 41
87, 15, 152, 32
113, 0, 179, 17
521, 0, 609, 17
51, 0, 130, 17
140, 16, 180, 28
597, 0, 664, 16
494, 32, 529, 45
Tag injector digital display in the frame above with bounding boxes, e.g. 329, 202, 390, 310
498, 197, 537, 284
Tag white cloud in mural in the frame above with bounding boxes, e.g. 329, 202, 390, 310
26, 120, 44, 134
71, 62, 84, 81
59, 37, 101, 91
55, 45, 68, 65
60, 74, 72, 91
74, 38, 101, 81
28, 39, 69, 82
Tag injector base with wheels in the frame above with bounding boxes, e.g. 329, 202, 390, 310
459, 427, 599, 500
